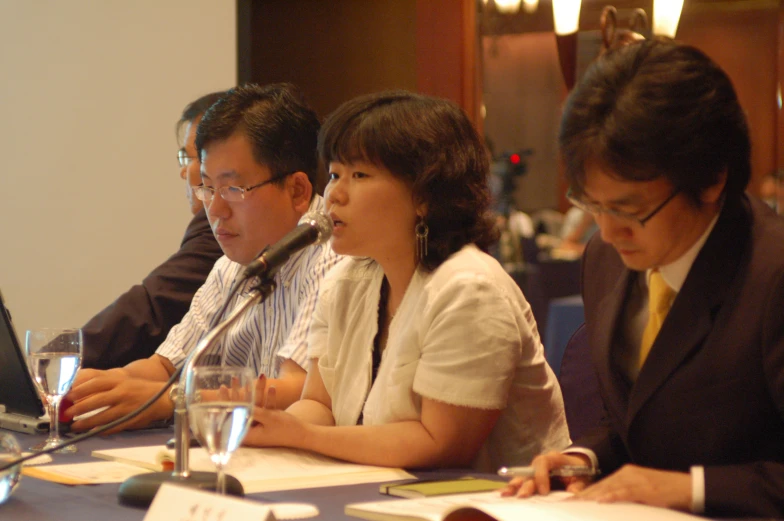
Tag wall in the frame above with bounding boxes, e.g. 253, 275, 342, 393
239, 0, 418, 121
481, 1, 780, 211
239, 0, 479, 124
482, 33, 564, 212
0, 1, 236, 336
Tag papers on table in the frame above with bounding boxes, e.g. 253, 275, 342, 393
93, 444, 414, 493
345, 491, 704, 521
20, 452, 52, 466
22, 460, 151, 485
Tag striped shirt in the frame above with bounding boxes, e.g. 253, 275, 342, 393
156, 196, 340, 377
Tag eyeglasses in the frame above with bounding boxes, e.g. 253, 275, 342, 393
192, 173, 292, 203
178, 148, 197, 168
566, 187, 680, 228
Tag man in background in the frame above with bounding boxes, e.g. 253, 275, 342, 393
81, 91, 226, 369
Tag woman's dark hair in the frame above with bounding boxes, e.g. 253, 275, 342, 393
176, 90, 229, 143
196, 83, 321, 193
560, 38, 750, 205
318, 91, 498, 271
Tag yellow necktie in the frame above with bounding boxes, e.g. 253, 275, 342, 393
639, 271, 675, 369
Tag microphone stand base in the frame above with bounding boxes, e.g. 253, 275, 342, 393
118, 470, 244, 508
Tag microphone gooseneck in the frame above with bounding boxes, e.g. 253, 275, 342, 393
243, 211, 333, 279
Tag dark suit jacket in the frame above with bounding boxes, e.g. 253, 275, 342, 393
579, 194, 784, 518
81, 209, 223, 369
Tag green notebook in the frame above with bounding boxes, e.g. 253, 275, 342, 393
379, 477, 507, 498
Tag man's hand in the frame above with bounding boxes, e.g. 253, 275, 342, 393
501, 451, 594, 497
574, 464, 692, 511
64, 369, 173, 434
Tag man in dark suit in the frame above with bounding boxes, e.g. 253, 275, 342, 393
504, 39, 784, 517
81, 91, 226, 369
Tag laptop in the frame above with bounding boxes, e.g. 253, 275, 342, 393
0, 289, 49, 434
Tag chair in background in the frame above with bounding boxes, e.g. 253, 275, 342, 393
558, 323, 605, 441
543, 294, 584, 377
522, 259, 582, 336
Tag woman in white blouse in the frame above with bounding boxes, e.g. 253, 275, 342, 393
244, 91, 570, 471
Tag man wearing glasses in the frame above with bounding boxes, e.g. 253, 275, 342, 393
80, 91, 226, 370
66, 84, 340, 432
505, 40, 784, 517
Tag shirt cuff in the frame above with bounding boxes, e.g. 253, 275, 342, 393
690, 465, 705, 514
562, 447, 599, 472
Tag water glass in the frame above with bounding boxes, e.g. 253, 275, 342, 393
25, 328, 83, 453
185, 366, 255, 494
0, 432, 21, 505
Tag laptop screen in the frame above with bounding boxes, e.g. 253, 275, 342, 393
0, 290, 45, 417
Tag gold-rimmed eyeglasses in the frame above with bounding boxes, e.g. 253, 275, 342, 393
192, 173, 292, 203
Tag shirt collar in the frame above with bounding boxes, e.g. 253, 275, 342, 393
647, 210, 720, 293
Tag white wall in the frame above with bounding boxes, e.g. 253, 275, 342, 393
0, 1, 236, 335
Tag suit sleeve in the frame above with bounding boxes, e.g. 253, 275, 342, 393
81, 210, 223, 369
574, 234, 633, 475
702, 269, 784, 518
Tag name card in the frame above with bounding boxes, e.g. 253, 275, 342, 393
144, 483, 275, 521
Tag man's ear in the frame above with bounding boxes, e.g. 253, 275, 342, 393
288, 171, 313, 213
701, 170, 727, 205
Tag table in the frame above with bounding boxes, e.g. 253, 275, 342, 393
0, 429, 464, 521
1, 429, 752, 521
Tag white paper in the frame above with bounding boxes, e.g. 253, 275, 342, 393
29, 460, 151, 484
346, 491, 704, 521
20, 452, 52, 466
93, 444, 414, 493
144, 483, 275, 521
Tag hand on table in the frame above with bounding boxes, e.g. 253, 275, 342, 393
501, 451, 692, 512
501, 451, 594, 497
572, 464, 692, 511
64, 368, 172, 434
243, 387, 305, 448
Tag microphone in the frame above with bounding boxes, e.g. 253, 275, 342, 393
243, 211, 333, 279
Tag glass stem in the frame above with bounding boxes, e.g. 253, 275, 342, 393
216, 465, 226, 495
48, 401, 60, 441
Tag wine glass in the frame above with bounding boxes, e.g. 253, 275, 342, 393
185, 366, 255, 494
25, 328, 83, 453
0, 433, 21, 505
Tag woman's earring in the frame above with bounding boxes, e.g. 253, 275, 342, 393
415, 219, 429, 262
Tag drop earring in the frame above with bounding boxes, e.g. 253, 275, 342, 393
415, 218, 429, 262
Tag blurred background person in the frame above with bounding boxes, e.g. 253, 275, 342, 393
81, 91, 227, 370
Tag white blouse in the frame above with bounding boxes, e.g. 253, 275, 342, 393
308, 245, 570, 471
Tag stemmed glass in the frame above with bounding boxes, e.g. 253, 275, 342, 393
25, 328, 83, 453
0, 433, 21, 504
185, 366, 255, 495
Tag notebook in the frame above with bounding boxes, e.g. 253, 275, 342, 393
0, 289, 48, 434
345, 491, 704, 521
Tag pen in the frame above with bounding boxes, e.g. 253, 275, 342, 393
497, 465, 598, 478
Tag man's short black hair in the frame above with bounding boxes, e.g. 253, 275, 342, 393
560, 38, 751, 205
176, 90, 229, 143
195, 83, 321, 192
